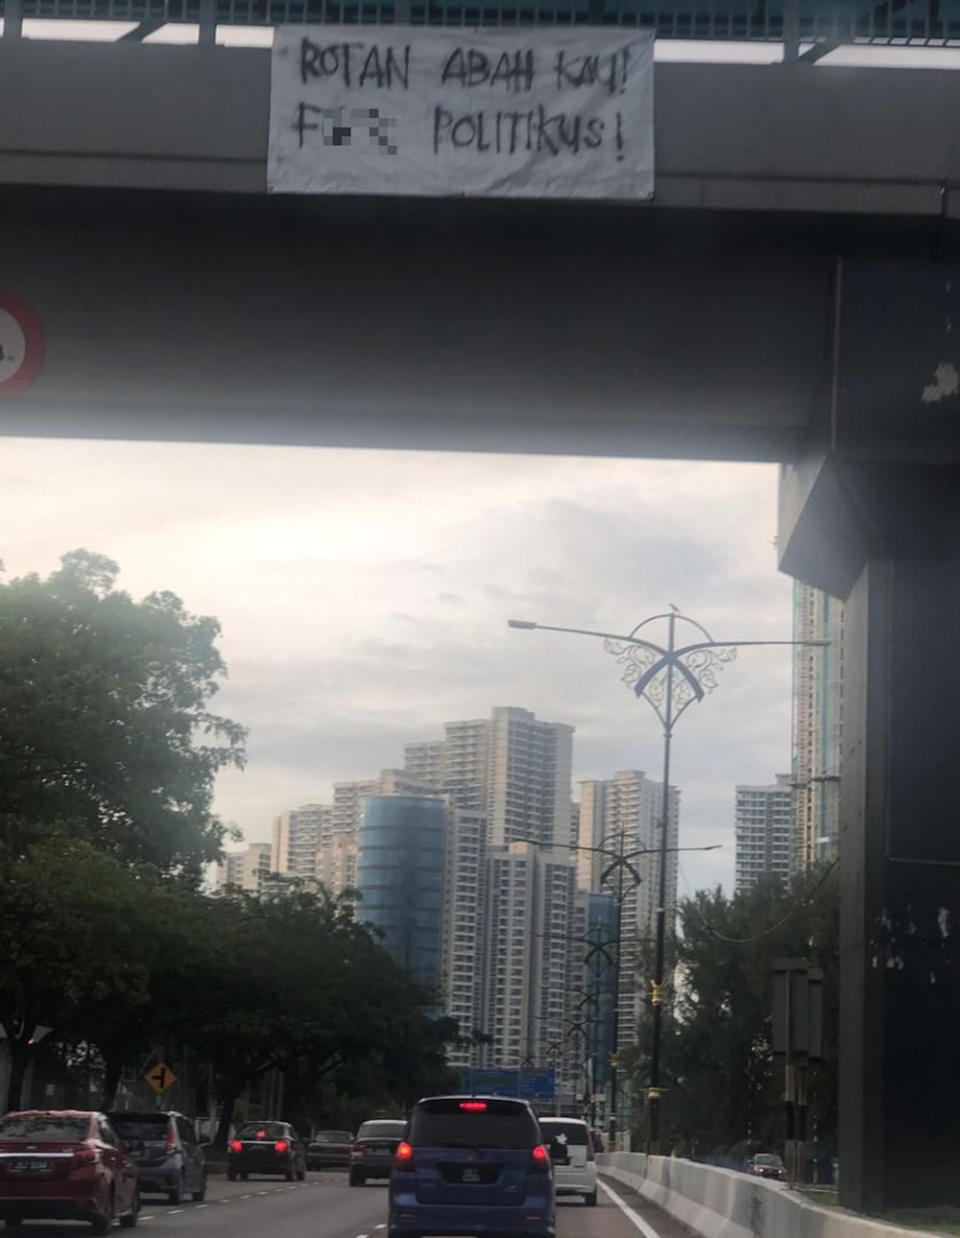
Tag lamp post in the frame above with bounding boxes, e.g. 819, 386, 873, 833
509, 610, 828, 1151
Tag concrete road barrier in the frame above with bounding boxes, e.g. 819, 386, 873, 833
598, 1153, 924, 1238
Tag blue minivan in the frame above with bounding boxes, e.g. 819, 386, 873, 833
388, 1096, 555, 1238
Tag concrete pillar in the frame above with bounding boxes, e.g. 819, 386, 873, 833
779, 454, 960, 1210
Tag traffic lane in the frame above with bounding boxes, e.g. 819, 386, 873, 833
6, 1173, 389, 1238
595, 1175, 696, 1238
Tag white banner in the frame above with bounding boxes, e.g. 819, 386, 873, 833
268, 25, 654, 199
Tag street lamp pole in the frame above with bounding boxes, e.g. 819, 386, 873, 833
509, 610, 828, 1153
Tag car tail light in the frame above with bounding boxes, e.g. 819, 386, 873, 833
229, 1139, 243, 1154
274, 1141, 289, 1153
459, 1101, 487, 1112
530, 1144, 550, 1173
350, 1142, 363, 1155
166, 1130, 177, 1154
72, 1144, 98, 1168
394, 1141, 414, 1170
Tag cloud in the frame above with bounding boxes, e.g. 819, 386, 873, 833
0, 439, 790, 891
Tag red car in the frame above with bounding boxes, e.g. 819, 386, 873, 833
0, 1109, 139, 1233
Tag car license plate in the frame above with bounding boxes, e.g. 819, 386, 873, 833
462, 1168, 480, 1183
12, 1159, 49, 1172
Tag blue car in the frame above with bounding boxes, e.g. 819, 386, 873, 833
388, 1096, 555, 1238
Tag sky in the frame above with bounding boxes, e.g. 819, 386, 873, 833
0, 438, 794, 892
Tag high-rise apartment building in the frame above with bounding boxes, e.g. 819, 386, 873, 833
791, 582, 844, 872
214, 842, 272, 894
442, 807, 488, 1068
405, 706, 573, 849
734, 775, 794, 894
272, 803, 333, 880
479, 842, 576, 1083
316, 832, 358, 896
577, 771, 679, 1037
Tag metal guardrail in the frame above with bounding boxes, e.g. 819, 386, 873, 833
6, 0, 960, 47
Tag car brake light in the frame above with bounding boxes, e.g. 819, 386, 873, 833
72, 1145, 98, 1167
530, 1144, 550, 1173
166, 1131, 177, 1153
459, 1101, 487, 1112
274, 1140, 289, 1153
229, 1139, 243, 1153
350, 1142, 363, 1155
257, 1130, 266, 1139
394, 1141, 414, 1170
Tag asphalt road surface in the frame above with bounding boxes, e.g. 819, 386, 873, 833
5, 1171, 692, 1238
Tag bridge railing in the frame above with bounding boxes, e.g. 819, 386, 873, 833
5, 0, 960, 50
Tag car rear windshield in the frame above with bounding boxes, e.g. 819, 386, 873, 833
540, 1121, 588, 1146
357, 1122, 405, 1140
314, 1131, 351, 1142
754, 1154, 782, 1166
237, 1123, 288, 1139
409, 1099, 539, 1149
110, 1116, 170, 1141
0, 1116, 89, 1142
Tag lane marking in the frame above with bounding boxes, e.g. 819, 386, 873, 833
219, 1198, 233, 1204
196, 1204, 209, 1209
376, 1225, 387, 1230
240, 1194, 253, 1199
258, 1191, 269, 1196
141, 1217, 155, 1222
600, 1180, 664, 1238
167, 1209, 183, 1215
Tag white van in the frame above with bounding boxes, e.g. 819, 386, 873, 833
539, 1118, 598, 1206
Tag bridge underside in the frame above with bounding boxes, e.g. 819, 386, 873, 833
2, 186, 958, 460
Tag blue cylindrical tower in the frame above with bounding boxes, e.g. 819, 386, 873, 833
356, 795, 447, 994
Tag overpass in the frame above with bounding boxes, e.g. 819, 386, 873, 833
1, 6, 960, 1217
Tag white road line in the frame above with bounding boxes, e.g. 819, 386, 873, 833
219, 1198, 233, 1204
375, 1224, 387, 1229
141, 1216, 155, 1222
196, 1204, 209, 1209
258, 1191, 269, 1196
168, 1209, 183, 1215
600, 1180, 665, 1238
240, 1194, 253, 1199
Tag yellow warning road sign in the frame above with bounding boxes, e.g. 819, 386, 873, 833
145, 1063, 177, 1095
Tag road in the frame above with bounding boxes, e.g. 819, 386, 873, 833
6, 1171, 690, 1238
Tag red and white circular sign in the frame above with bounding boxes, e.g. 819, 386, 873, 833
0, 291, 44, 396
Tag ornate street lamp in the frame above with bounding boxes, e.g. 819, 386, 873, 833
509, 610, 828, 1150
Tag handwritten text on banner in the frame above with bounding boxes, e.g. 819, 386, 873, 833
268, 26, 654, 199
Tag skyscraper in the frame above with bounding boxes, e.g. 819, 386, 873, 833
356, 795, 448, 996
791, 582, 844, 872
405, 706, 574, 849
734, 774, 794, 894
272, 803, 333, 880
479, 842, 576, 1082
577, 771, 680, 1038
442, 806, 488, 1068
213, 842, 272, 894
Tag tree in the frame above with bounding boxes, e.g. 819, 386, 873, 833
0, 550, 245, 879
627, 868, 839, 1158
0, 839, 167, 1110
